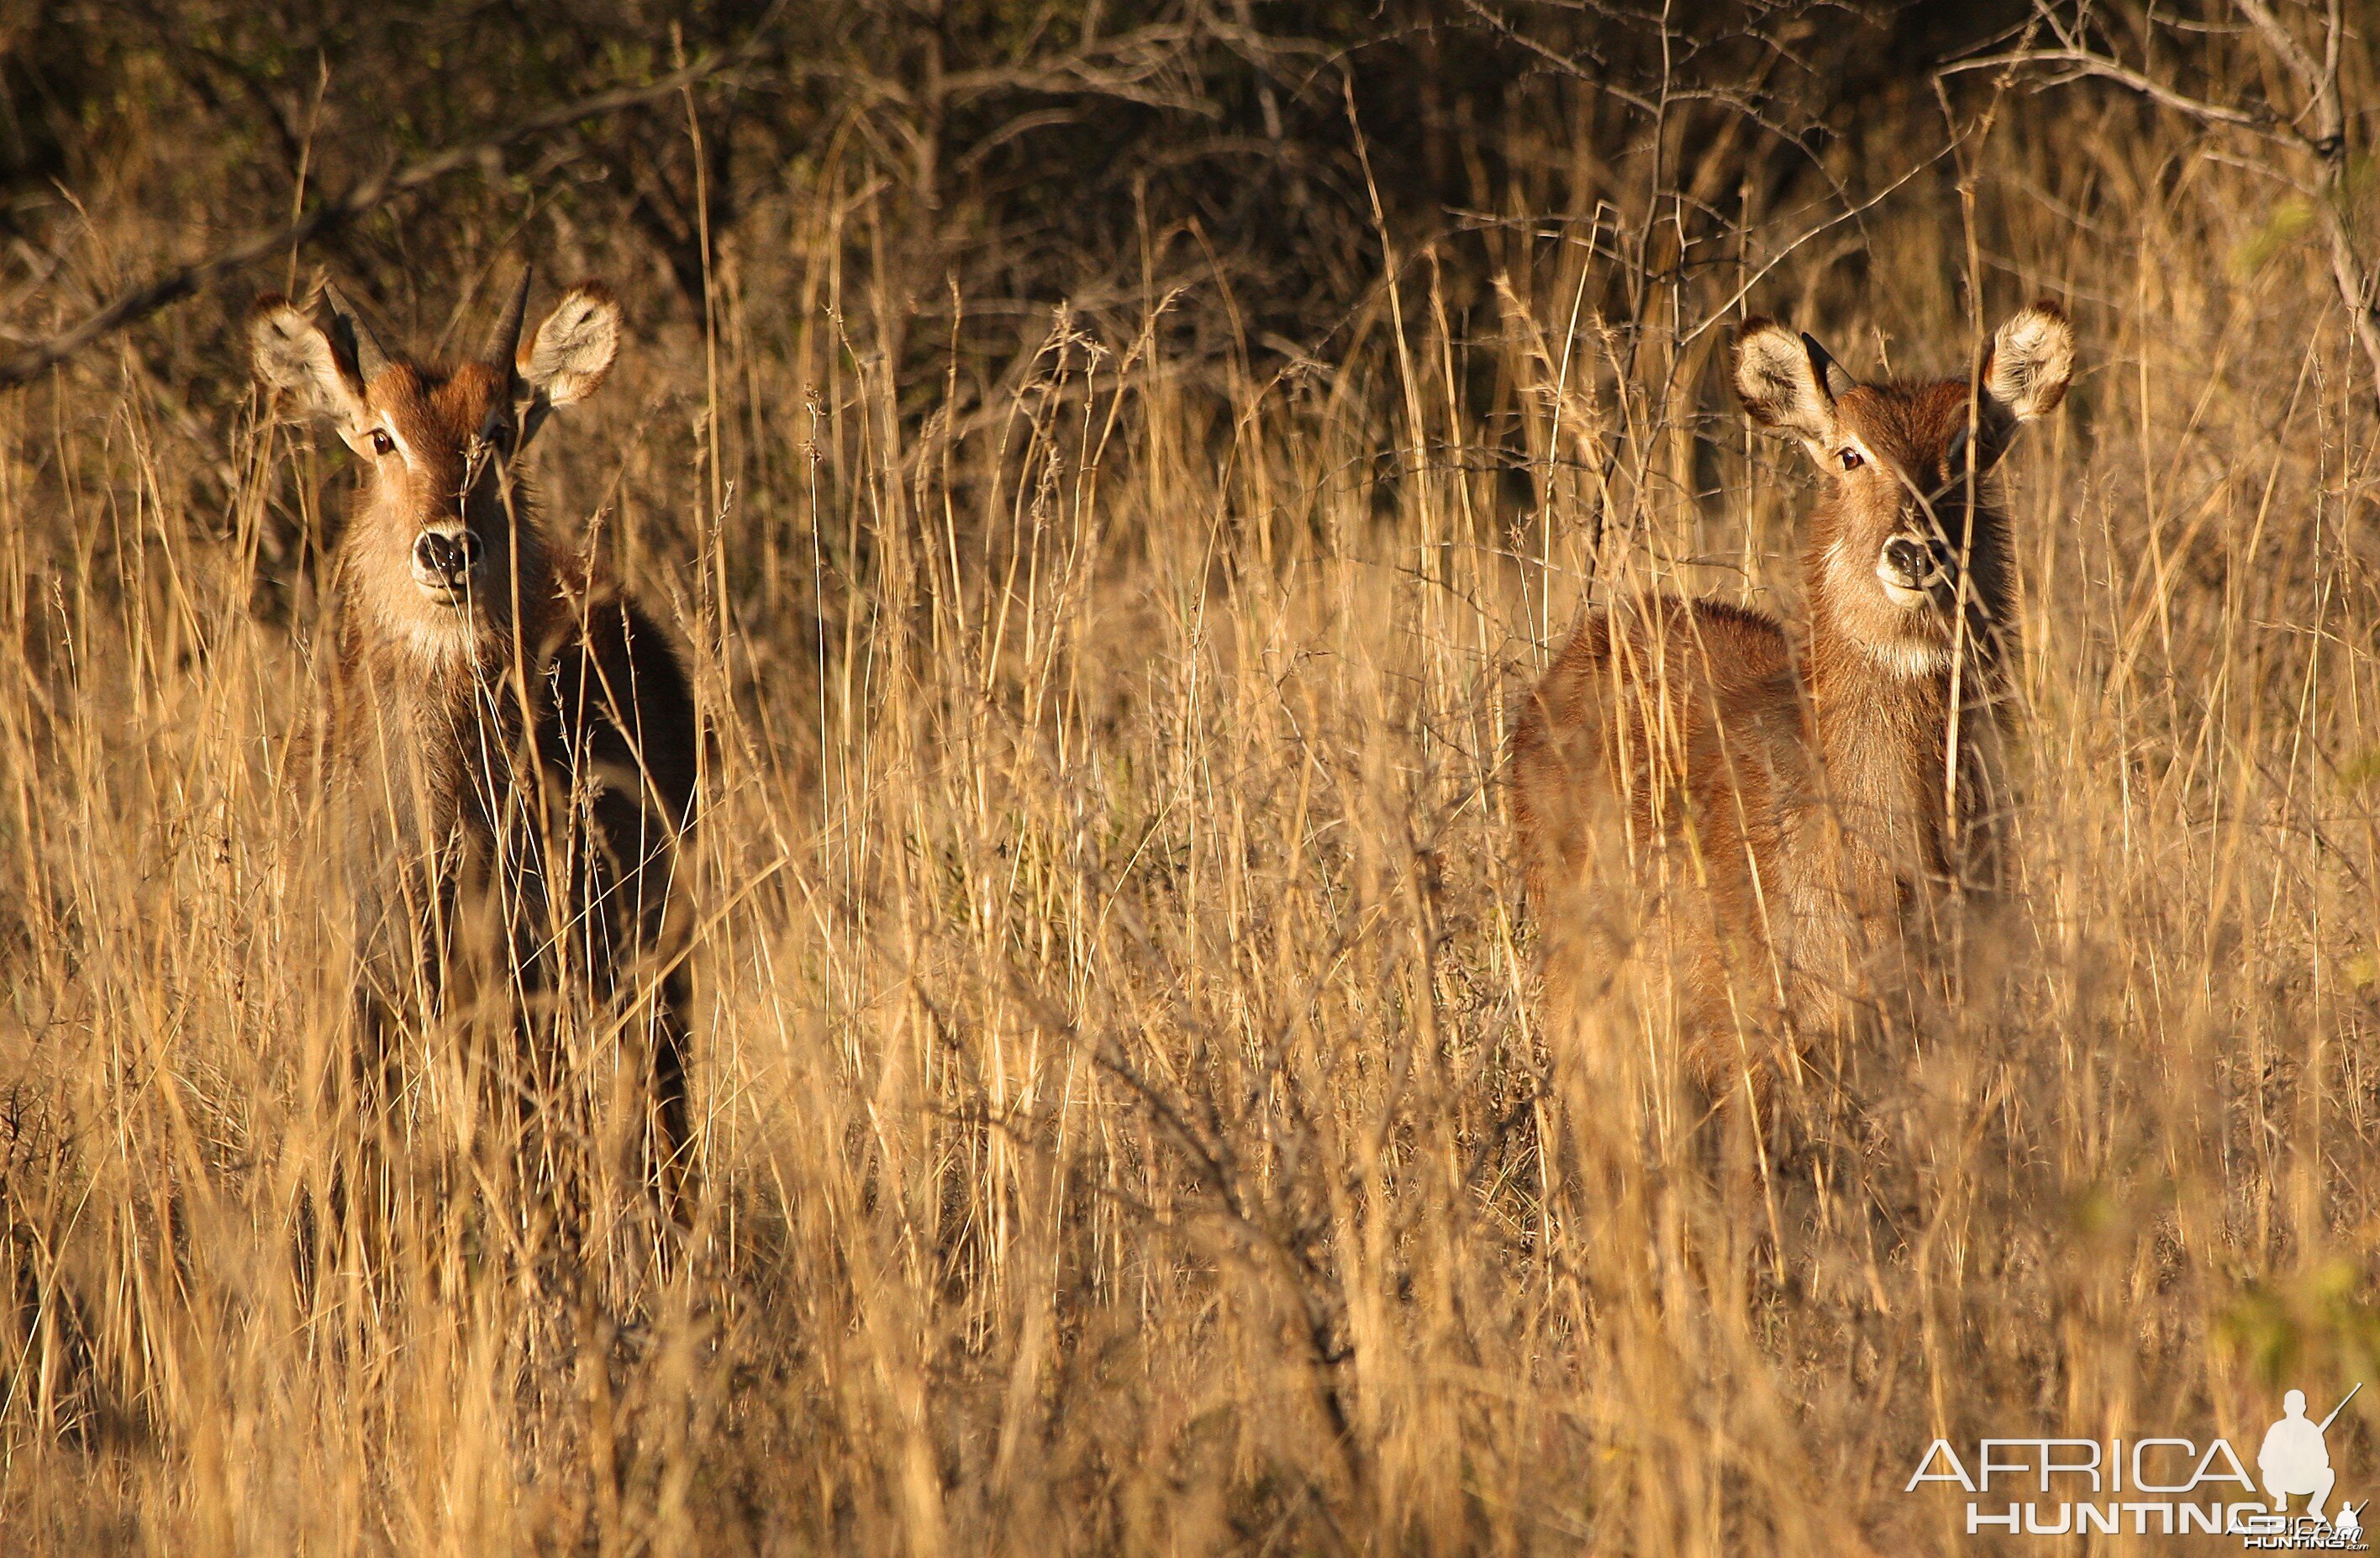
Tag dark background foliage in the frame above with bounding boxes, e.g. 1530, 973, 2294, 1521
3, 0, 2049, 398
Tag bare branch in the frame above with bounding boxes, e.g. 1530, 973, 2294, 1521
1456, 0, 1661, 118
2232, 0, 2325, 108
1947, 3, 2380, 405
1940, 48, 2297, 143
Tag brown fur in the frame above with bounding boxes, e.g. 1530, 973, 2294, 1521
1511, 306, 2071, 1094
259, 283, 700, 1217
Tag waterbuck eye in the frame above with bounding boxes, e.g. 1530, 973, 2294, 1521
368, 429, 395, 457
1838, 447, 1863, 471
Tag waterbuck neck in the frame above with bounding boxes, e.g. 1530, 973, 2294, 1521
330, 507, 556, 856
1803, 560, 2006, 906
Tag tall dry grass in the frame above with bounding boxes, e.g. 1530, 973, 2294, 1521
4, 41, 2380, 1557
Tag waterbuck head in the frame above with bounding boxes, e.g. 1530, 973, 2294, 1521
1733, 302, 2073, 676
251, 271, 623, 664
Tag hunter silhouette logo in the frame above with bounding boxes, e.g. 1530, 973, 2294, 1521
1904, 1384, 2367, 1545
2258, 1387, 2356, 1524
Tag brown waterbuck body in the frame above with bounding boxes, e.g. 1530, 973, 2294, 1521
1509, 303, 2074, 1096
252, 271, 700, 1216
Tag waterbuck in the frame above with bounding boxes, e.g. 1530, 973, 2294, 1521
252, 271, 699, 1215
1509, 303, 2074, 1096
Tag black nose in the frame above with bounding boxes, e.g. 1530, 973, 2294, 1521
413, 529, 482, 582
1880, 535, 1946, 587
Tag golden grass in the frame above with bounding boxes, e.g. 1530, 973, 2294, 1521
4, 82, 2380, 1557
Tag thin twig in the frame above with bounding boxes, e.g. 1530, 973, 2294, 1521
1939, 49, 2288, 140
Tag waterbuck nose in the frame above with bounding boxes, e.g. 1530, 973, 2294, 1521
413, 528, 482, 583
1878, 535, 1946, 591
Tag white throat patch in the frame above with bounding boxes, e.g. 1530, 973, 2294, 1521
387, 602, 481, 667
1867, 639, 1953, 678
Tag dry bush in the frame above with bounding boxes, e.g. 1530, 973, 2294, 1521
3, 3, 2380, 1554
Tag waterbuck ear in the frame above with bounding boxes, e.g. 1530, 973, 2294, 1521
1980, 300, 2073, 424
1734, 318, 1847, 447
250, 295, 371, 440
519, 283, 621, 409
